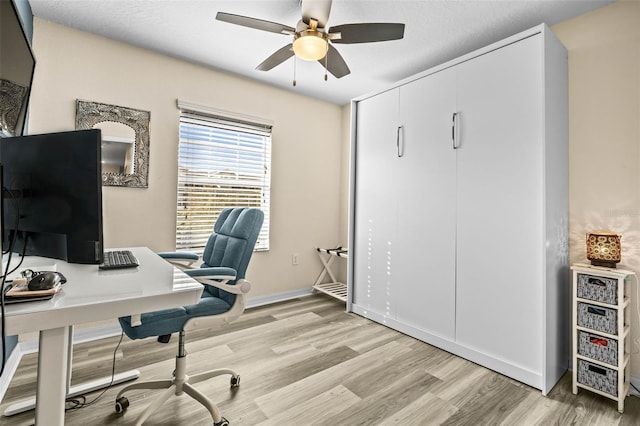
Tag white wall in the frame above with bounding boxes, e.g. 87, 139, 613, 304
28, 18, 344, 299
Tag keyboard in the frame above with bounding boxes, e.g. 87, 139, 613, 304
99, 250, 139, 270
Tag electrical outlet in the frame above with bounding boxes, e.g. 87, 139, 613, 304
292, 253, 299, 265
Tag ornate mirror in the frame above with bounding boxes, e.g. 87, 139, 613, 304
75, 100, 150, 188
0, 0, 36, 137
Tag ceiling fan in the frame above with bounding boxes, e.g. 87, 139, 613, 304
216, 0, 405, 81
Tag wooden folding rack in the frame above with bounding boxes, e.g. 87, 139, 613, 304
312, 246, 348, 302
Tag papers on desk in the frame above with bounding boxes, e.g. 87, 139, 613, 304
3, 282, 61, 303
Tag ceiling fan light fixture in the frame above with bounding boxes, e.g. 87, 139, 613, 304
216, 2, 405, 79
293, 30, 328, 61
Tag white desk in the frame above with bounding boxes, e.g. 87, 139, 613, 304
1, 247, 204, 425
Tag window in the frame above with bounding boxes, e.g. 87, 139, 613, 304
176, 103, 271, 252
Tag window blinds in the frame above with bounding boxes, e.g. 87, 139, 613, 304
177, 110, 271, 252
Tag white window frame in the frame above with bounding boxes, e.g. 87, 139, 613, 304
176, 100, 271, 252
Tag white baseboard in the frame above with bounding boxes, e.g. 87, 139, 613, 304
247, 288, 313, 308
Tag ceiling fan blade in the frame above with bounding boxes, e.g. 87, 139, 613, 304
256, 44, 295, 71
329, 23, 405, 44
301, 0, 332, 28
216, 12, 295, 35
318, 44, 350, 79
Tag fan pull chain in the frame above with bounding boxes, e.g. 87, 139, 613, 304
293, 56, 297, 87
324, 43, 329, 81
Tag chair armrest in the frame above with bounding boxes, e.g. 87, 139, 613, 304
158, 251, 200, 261
158, 251, 200, 269
186, 267, 237, 278
184, 289, 248, 332
185, 267, 250, 295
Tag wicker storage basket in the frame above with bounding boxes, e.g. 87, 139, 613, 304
577, 359, 617, 396
577, 273, 618, 305
577, 302, 617, 335
578, 330, 618, 365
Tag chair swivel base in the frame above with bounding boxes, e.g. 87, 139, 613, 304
114, 351, 239, 425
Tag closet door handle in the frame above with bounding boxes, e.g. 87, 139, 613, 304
397, 125, 404, 157
452, 112, 459, 149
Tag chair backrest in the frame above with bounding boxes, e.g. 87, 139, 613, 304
201, 207, 264, 304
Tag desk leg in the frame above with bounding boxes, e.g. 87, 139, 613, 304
66, 325, 74, 394
35, 327, 70, 426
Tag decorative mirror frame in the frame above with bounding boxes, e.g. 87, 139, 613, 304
0, 79, 28, 136
75, 100, 150, 188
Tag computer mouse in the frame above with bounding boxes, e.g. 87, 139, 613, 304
27, 272, 67, 291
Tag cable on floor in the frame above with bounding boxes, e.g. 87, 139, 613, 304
65, 331, 125, 411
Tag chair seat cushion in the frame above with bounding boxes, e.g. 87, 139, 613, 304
119, 295, 232, 340
119, 307, 187, 340
185, 295, 231, 318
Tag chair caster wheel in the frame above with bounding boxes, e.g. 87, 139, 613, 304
230, 375, 240, 388
115, 396, 129, 414
214, 417, 230, 426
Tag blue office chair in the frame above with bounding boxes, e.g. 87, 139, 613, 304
114, 207, 264, 426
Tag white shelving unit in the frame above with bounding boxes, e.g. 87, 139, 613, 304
571, 263, 636, 413
312, 247, 348, 302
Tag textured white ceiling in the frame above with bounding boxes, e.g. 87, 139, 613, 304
29, 0, 614, 105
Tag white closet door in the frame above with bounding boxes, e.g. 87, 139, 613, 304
394, 72, 457, 339
353, 89, 400, 318
455, 35, 543, 372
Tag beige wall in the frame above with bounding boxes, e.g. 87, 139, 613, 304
552, 0, 640, 375
28, 18, 343, 300
339, 105, 351, 248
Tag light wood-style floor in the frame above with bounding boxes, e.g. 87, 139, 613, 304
2, 295, 640, 425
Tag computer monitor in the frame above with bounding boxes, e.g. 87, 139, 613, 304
0, 129, 104, 264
